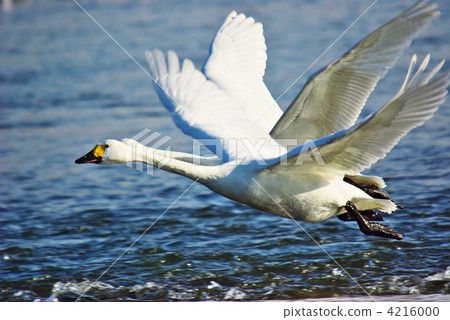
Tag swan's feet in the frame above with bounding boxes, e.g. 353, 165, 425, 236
344, 201, 403, 240
337, 209, 384, 221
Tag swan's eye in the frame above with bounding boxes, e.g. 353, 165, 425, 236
105, 144, 110, 148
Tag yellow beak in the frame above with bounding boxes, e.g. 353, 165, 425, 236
75, 144, 106, 164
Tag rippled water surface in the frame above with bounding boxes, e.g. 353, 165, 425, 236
1, 0, 449, 301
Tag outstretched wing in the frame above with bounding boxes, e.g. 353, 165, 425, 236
264, 55, 449, 177
271, 0, 440, 147
203, 11, 283, 133
146, 49, 283, 162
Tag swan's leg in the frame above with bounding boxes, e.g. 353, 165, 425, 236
344, 201, 403, 240
360, 209, 385, 221
337, 212, 353, 221
337, 209, 384, 221
363, 185, 403, 209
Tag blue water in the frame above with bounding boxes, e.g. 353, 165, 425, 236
1, 0, 449, 301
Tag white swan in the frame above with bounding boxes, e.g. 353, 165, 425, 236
76, 0, 449, 240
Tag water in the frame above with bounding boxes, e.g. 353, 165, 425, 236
1, 0, 449, 301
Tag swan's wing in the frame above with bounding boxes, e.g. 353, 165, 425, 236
146, 49, 283, 162
202, 11, 283, 133
270, 0, 440, 147
264, 55, 449, 177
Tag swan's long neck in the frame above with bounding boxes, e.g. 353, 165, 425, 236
121, 141, 225, 182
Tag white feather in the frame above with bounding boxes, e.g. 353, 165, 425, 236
203, 11, 283, 133
271, 0, 440, 148
265, 56, 449, 177
146, 49, 284, 162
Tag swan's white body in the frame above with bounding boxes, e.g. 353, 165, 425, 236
77, 1, 449, 227
100, 138, 390, 222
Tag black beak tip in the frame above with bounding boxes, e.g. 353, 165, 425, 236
75, 151, 101, 164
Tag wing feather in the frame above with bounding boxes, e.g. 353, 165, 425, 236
146, 49, 283, 162
203, 11, 283, 133
264, 56, 449, 177
271, 0, 440, 147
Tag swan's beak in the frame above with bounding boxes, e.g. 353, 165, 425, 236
75, 144, 106, 164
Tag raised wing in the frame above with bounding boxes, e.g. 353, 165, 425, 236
271, 0, 440, 148
203, 11, 283, 133
264, 55, 449, 177
146, 49, 283, 162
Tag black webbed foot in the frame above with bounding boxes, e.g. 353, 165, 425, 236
344, 201, 403, 240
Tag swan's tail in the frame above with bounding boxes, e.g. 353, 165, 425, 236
353, 198, 397, 214
345, 174, 386, 188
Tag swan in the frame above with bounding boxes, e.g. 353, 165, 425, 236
75, 0, 449, 240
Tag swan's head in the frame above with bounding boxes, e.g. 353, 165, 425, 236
75, 139, 131, 165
